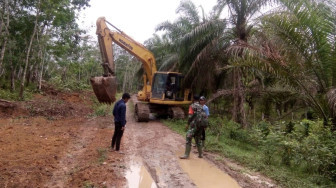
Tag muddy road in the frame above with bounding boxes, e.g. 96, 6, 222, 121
0, 90, 275, 188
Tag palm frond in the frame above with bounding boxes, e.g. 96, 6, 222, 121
327, 88, 336, 118
276, 0, 335, 89
176, 0, 200, 25
158, 54, 179, 71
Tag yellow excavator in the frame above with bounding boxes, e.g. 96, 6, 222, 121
90, 17, 192, 121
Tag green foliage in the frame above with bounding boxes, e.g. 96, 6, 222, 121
49, 75, 91, 91
0, 0, 91, 99
92, 103, 114, 117
90, 93, 121, 117
207, 116, 227, 141
162, 119, 187, 135
96, 148, 107, 164
82, 181, 95, 188
0, 89, 19, 101
0, 80, 34, 101
256, 121, 271, 138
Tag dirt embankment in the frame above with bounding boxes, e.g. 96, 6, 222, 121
0, 88, 127, 188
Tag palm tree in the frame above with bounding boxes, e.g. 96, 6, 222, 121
242, 0, 336, 126
209, 0, 272, 127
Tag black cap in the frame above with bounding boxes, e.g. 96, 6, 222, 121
200, 96, 206, 101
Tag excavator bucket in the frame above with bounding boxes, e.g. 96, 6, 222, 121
90, 76, 117, 104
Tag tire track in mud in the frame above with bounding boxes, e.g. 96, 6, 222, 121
123, 100, 197, 188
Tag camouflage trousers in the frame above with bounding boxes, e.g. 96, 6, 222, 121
186, 127, 202, 147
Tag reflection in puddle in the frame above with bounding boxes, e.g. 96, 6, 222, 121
178, 151, 241, 188
125, 160, 157, 188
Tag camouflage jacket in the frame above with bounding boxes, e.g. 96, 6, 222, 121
188, 102, 207, 128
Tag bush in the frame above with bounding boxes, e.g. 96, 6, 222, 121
93, 104, 111, 116
299, 123, 336, 181
49, 75, 91, 91
260, 132, 281, 165
207, 116, 228, 141
0, 85, 34, 101
257, 121, 271, 138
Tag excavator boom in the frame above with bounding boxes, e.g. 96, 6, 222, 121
91, 17, 157, 103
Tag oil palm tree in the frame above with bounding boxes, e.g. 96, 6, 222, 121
154, 0, 227, 93
209, 0, 273, 127
242, 0, 336, 125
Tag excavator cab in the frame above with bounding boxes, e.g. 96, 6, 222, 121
151, 72, 185, 101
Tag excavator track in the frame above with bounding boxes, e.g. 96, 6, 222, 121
134, 103, 150, 122
168, 106, 185, 119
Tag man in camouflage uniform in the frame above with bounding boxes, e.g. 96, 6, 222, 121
180, 95, 204, 159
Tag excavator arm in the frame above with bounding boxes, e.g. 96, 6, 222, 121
96, 17, 157, 80
91, 17, 158, 103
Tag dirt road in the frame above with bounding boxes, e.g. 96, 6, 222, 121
0, 90, 275, 188
122, 97, 275, 188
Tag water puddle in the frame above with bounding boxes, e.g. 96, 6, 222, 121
178, 150, 241, 188
125, 157, 157, 188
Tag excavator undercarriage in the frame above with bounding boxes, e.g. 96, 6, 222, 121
134, 100, 186, 122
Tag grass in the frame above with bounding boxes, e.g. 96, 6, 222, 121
96, 148, 107, 164
161, 118, 336, 188
82, 181, 95, 188
0, 85, 34, 101
90, 93, 122, 117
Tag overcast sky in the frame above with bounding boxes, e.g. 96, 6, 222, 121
79, 0, 218, 43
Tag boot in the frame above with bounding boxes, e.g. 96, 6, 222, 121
180, 144, 191, 159
197, 145, 203, 158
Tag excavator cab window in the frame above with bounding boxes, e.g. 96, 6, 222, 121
151, 73, 168, 99
151, 73, 184, 101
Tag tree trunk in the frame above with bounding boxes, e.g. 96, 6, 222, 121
0, 0, 5, 39
0, 40, 8, 75
0, 0, 9, 73
78, 66, 81, 82
232, 68, 247, 127
19, 2, 40, 100
122, 67, 128, 93
333, 62, 336, 87
17, 66, 22, 80
10, 65, 15, 91
26, 65, 32, 86
62, 66, 67, 82
38, 49, 45, 90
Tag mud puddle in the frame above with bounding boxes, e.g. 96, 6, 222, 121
125, 157, 157, 188
178, 149, 241, 188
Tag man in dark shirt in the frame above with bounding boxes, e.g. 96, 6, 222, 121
111, 93, 131, 152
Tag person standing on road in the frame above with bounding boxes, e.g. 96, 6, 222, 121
199, 96, 209, 148
111, 93, 131, 153
180, 95, 204, 159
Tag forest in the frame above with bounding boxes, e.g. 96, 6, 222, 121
0, 0, 336, 187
